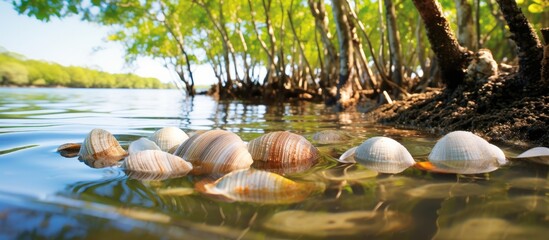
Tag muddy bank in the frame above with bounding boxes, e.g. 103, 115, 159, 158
368, 73, 548, 148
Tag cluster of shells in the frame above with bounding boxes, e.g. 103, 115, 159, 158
58, 128, 548, 204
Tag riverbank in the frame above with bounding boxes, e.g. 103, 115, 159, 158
368, 72, 548, 148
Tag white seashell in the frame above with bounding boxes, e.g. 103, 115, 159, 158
427, 131, 502, 174
173, 129, 253, 175
122, 150, 192, 180
489, 144, 507, 166
78, 128, 128, 168
150, 127, 189, 152
512, 147, 549, 165
351, 137, 415, 174
248, 131, 320, 168
128, 138, 161, 154
338, 146, 357, 163
200, 169, 317, 204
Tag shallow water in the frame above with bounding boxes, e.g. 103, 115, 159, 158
0, 88, 547, 239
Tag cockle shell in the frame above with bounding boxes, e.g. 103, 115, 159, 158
128, 138, 161, 154
247, 131, 320, 170
511, 147, 549, 165
150, 127, 189, 153
78, 128, 128, 168
427, 131, 504, 174
122, 150, 192, 180
199, 169, 317, 204
338, 137, 415, 174
173, 129, 253, 175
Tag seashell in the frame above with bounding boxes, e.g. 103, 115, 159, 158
173, 129, 252, 175
511, 147, 549, 165
263, 210, 411, 237
122, 150, 192, 180
78, 128, 128, 168
406, 182, 492, 199
339, 137, 415, 174
247, 131, 320, 170
128, 138, 161, 154
198, 169, 318, 204
426, 131, 504, 174
338, 146, 357, 163
312, 130, 350, 144
150, 127, 189, 153
57, 142, 82, 158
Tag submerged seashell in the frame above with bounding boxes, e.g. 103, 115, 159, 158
199, 169, 318, 204
406, 182, 491, 199
247, 131, 320, 169
433, 218, 549, 239
426, 131, 504, 174
128, 138, 161, 154
339, 137, 415, 174
173, 129, 252, 175
511, 147, 549, 165
150, 127, 189, 152
78, 128, 128, 168
122, 150, 192, 180
263, 210, 411, 237
312, 130, 350, 144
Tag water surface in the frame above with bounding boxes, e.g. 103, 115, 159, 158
0, 88, 547, 239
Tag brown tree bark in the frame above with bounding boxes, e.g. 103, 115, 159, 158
541, 28, 549, 87
454, 0, 476, 50
412, 0, 471, 89
331, 0, 356, 109
496, 0, 543, 86
384, 0, 403, 98
308, 0, 338, 97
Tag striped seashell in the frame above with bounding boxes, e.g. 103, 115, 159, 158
173, 129, 253, 175
122, 150, 192, 180
426, 131, 504, 174
128, 138, 161, 154
200, 169, 317, 204
78, 128, 128, 168
247, 131, 320, 169
339, 137, 415, 174
150, 127, 189, 153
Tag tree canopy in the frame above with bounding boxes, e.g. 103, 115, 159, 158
8, 0, 548, 104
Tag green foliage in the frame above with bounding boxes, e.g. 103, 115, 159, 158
0, 62, 29, 85
7, 0, 548, 93
0, 51, 167, 88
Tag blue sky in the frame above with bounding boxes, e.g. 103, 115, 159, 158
0, 1, 215, 84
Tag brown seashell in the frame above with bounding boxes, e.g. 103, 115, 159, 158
57, 143, 82, 158
247, 131, 320, 170
173, 129, 253, 175
198, 169, 319, 204
78, 128, 128, 168
122, 150, 192, 180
